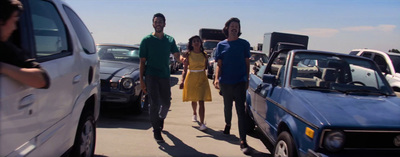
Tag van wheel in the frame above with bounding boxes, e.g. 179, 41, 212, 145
274, 131, 297, 157
71, 112, 96, 157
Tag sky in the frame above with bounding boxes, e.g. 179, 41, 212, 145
65, 0, 400, 53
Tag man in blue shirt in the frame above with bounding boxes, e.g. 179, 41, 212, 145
213, 17, 251, 154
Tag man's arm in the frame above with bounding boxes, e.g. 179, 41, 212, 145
173, 52, 183, 63
0, 62, 48, 88
139, 58, 147, 94
214, 59, 222, 89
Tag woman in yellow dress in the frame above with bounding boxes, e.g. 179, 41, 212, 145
179, 35, 212, 131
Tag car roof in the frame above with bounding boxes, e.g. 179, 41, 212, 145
351, 48, 386, 54
387, 52, 400, 56
97, 43, 140, 48
250, 50, 266, 55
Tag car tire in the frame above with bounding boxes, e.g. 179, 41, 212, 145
274, 131, 297, 157
71, 112, 96, 157
128, 94, 142, 114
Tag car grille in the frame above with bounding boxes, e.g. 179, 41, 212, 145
321, 130, 400, 150
343, 131, 400, 150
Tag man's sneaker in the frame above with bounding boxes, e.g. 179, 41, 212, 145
154, 131, 165, 143
199, 124, 207, 131
223, 124, 231, 135
240, 141, 250, 155
192, 115, 197, 122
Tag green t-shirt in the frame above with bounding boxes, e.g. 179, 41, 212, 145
139, 33, 179, 78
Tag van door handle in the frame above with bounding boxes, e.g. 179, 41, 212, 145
73, 74, 81, 84
19, 94, 35, 109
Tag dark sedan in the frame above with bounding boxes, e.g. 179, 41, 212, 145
97, 43, 143, 113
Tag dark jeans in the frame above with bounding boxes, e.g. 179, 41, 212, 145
145, 75, 171, 132
220, 81, 247, 141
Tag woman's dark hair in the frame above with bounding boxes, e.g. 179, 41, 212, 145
153, 13, 165, 23
0, 0, 23, 25
187, 35, 206, 58
222, 17, 241, 38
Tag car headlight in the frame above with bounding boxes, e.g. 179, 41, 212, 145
121, 78, 133, 89
323, 130, 345, 152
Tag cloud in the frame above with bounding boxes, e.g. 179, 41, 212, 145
377, 25, 396, 32
341, 25, 396, 32
341, 26, 374, 31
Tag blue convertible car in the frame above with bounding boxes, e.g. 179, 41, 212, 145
246, 50, 400, 157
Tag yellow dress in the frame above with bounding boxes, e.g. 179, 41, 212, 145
182, 52, 212, 102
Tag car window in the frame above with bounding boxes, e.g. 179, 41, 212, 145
291, 52, 393, 95
29, 0, 70, 60
349, 51, 359, 55
360, 51, 373, 58
98, 46, 140, 63
64, 6, 96, 54
373, 55, 389, 74
389, 54, 400, 73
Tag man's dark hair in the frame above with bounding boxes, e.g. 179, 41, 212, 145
222, 17, 242, 38
153, 13, 166, 23
0, 0, 23, 25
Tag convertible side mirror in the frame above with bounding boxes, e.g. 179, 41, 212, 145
262, 74, 277, 85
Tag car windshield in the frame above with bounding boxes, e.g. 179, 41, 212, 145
97, 45, 140, 63
290, 52, 394, 96
203, 41, 219, 50
389, 54, 400, 73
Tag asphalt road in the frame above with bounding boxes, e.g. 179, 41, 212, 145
94, 70, 272, 157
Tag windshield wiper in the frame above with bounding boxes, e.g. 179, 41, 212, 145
338, 89, 389, 96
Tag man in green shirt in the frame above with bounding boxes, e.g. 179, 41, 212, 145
139, 13, 180, 143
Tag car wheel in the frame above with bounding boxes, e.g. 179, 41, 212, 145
71, 112, 96, 157
129, 94, 142, 114
274, 131, 297, 157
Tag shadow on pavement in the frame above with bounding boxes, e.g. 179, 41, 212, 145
159, 131, 218, 157
193, 124, 271, 157
97, 107, 152, 130
193, 125, 240, 145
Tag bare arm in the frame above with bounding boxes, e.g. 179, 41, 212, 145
173, 52, 182, 63
179, 57, 188, 89
139, 58, 147, 94
0, 62, 48, 88
245, 58, 250, 89
213, 59, 222, 89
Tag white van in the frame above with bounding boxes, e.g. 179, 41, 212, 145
350, 49, 400, 92
0, 0, 100, 156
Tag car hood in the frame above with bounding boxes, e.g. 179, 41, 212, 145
100, 61, 139, 80
292, 90, 400, 128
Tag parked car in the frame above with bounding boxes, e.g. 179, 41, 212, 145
97, 43, 143, 113
177, 43, 188, 69
170, 53, 180, 74
350, 49, 400, 92
246, 49, 400, 157
0, 0, 100, 156
207, 48, 217, 79
249, 50, 269, 74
